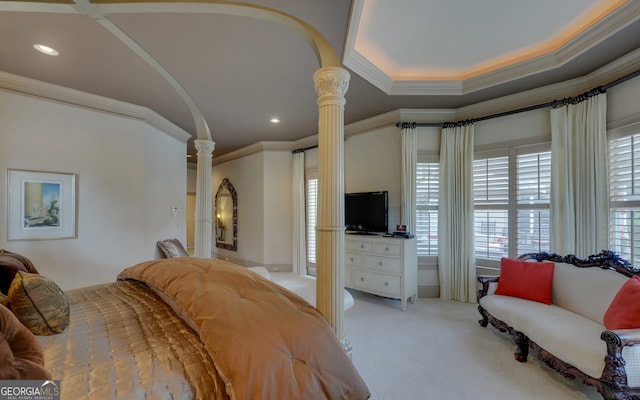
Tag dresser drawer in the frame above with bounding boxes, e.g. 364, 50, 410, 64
352, 269, 401, 297
345, 239, 374, 253
345, 252, 363, 267
374, 242, 402, 257
364, 255, 402, 273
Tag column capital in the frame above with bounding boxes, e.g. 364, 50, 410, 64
195, 139, 215, 156
313, 67, 350, 100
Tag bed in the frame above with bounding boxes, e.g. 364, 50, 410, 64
3, 256, 370, 399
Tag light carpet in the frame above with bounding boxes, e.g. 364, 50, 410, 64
344, 290, 602, 400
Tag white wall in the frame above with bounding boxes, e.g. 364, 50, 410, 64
262, 150, 293, 270
474, 108, 550, 149
0, 88, 188, 290
208, 147, 293, 270
607, 75, 640, 129
344, 126, 402, 228
211, 151, 265, 266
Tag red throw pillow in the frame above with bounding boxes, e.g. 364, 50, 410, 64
604, 276, 640, 330
495, 258, 555, 304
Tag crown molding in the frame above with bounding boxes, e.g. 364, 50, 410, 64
342, 0, 393, 94
292, 134, 319, 151
343, 49, 394, 94
390, 80, 463, 96
346, 0, 640, 96
555, 1, 640, 66
212, 141, 293, 165
587, 47, 640, 88
462, 2, 640, 95
456, 47, 640, 121
344, 110, 399, 137
0, 71, 191, 143
0, 2, 76, 13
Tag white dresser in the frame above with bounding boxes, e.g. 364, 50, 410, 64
345, 234, 417, 311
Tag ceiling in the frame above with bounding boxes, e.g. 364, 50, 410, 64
1, 0, 640, 159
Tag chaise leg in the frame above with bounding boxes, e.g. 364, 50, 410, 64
514, 331, 529, 362
600, 338, 630, 400
478, 305, 489, 327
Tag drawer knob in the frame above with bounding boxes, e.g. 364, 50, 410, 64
360, 244, 364, 248
350, 257, 354, 262
378, 261, 383, 266
384, 282, 389, 286
385, 247, 389, 251
360, 277, 365, 281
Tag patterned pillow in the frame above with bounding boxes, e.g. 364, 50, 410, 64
157, 239, 189, 258
8, 271, 69, 335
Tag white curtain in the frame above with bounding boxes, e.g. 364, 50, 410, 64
438, 123, 476, 303
550, 92, 608, 257
401, 123, 417, 235
292, 151, 307, 274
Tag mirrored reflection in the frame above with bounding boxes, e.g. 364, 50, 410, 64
215, 178, 237, 251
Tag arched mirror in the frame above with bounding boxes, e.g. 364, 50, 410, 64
215, 178, 237, 251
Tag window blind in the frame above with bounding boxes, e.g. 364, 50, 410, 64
516, 151, 551, 255
306, 178, 318, 265
474, 156, 509, 259
416, 162, 439, 256
609, 134, 640, 265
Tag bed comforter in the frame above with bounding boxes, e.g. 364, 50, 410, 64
117, 257, 369, 399
39, 257, 369, 399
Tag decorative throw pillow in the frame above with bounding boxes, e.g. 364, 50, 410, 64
495, 258, 555, 305
8, 271, 69, 335
604, 276, 640, 330
157, 239, 189, 258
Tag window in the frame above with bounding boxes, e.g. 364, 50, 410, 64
516, 151, 551, 255
609, 132, 640, 265
415, 143, 550, 262
473, 155, 509, 260
472, 146, 550, 261
416, 160, 439, 256
306, 177, 318, 273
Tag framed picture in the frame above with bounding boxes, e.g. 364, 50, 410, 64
6, 169, 77, 241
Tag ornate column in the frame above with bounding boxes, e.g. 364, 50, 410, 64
194, 139, 215, 258
313, 66, 350, 350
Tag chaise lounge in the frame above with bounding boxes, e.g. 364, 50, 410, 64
477, 251, 640, 400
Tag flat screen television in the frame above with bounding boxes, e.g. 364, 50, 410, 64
345, 191, 388, 234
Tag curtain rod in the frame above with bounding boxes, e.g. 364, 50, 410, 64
291, 144, 317, 154
396, 68, 640, 129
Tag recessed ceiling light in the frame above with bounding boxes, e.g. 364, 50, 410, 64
270, 117, 280, 124
33, 44, 59, 56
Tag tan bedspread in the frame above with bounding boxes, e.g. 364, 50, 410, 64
38, 279, 228, 399
118, 257, 370, 400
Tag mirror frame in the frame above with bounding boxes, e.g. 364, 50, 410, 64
214, 178, 238, 251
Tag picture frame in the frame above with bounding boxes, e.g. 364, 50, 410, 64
6, 169, 77, 241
